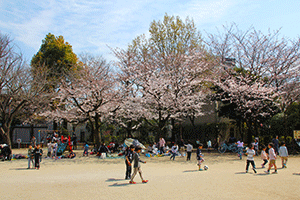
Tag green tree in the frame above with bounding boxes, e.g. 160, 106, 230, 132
31, 33, 80, 90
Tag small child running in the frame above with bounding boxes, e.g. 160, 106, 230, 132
279, 142, 289, 168
196, 143, 204, 171
245, 144, 257, 173
260, 145, 268, 168
129, 146, 148, 184
170, 142, 178, 161
265, 143, 277, 174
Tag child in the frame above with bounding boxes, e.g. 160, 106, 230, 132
236, 139, 244, 160
125, 145, 135, 180
185, 141, 193, 161
170, 142, 178, 160
196, 143, 205, 171
52, 141, 58, 159
47, 141, 52, 158
83, 142, 89, 156
129, 146, 148, 184
27, 145, 34, 169
33, 144, 43, 170
265, 143, 277, 174
260, 145, 268, 168
245, 144, 257, 173
279, 142, 289, 168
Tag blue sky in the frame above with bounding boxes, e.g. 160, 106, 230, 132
1, 0, 299, 63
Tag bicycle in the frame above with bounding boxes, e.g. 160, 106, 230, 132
218, 142, 238, 153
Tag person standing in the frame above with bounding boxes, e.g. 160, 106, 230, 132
47, 141, 52, 158
27, 145, 34, 169
272, 136, 279, 154
265, 143, 278, 174
170, 142, 178, 160
129, 147, 148, 184
196, 143, 205, 171
207, 140, 212, 153
158, 137, 166, 154
33, 145, 43, 170
236, 139, 244, 160
185, 141, 193, 161
125, 145, 135, 180
72, 133, 77, 150
83, 142, 89, 156
245, 144, 257, 173
52, 141, 58, 159
31, 136, 37, 147
279, 142, 289, 168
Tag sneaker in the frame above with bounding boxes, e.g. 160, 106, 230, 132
129, 181, 136, 184
245, 170, 248, 173
272, 171, 278, 174
253, 168, 257, 173
265, 171, 270, 174
199, 168, 204, 171
142, 180, 148, 183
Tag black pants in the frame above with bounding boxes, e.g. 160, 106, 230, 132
187, 152, 192, 160
125, 161, 132, 179
35, 156, 40, 168
263, 159, 268, 166
246, 160, 256, 171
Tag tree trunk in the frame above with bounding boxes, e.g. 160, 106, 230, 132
171, 118, 176, 142
0, 126, 12, 152
94, 113, 101, 148
246, 121, 253, 145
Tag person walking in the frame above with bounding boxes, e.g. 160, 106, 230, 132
265, 143, 278, 174
33, 144, 43, 170
185, 141, 193, 161
129, 147, 148, 184
245, 144, 257, 173
279, 142, 289, 168
125, 145, 135, 180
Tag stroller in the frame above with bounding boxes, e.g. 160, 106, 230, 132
0, 144, 12, 161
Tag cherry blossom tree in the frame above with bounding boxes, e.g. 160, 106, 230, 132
206, 24, 300, 139
113, 14, 216, 139
41, 54, 119, 146
213, 68, 279, 143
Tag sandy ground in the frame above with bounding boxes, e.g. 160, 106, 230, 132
1, 148, 300, 200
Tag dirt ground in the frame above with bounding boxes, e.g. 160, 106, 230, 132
1, 148, 300, 200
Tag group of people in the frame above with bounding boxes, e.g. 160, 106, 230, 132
124, 145, 148, 184
244, 136, 289, 174
27, 144, 43, 170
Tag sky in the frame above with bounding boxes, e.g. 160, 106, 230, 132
0, 0, 299, 63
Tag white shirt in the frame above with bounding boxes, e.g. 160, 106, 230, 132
268, 148, 276, 160
186, 144, 193, 152
246, 149, 255, 161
